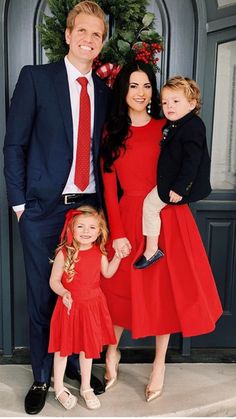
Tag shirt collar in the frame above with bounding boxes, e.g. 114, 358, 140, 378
161, 111, 196, 140
64, 56, 93, 85
167, 110, 195, 129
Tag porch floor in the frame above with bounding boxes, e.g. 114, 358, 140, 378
0, 363, 236, 416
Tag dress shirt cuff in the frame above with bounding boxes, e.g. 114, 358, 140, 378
13, 204, 25, 212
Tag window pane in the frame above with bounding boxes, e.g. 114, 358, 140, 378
211, 40, 236, 190
217, 0, 236, 7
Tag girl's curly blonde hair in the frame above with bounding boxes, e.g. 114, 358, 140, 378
161, 76, 202, 115
57, 205, 108, 282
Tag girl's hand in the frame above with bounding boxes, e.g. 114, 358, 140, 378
112, 238, 132, 259
169, 190, 183, 203
62, 291, 73, 315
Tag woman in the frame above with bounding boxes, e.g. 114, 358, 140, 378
100, 61, 222, 402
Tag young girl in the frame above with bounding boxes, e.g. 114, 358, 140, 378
48, 205, 121, 410
134, 76, 212, 269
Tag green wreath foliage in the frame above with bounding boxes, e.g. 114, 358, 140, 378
39, 0, 163, 71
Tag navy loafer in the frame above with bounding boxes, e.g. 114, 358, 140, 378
134, 249, 164, 269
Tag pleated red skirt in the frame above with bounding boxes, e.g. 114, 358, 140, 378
102, 197, 223, 338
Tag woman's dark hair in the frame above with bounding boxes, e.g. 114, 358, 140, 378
101, 61, 161, 172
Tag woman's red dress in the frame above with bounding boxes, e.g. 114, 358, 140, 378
101, 118, 222, 338
48, 246, 116, 358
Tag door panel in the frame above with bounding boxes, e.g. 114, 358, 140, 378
6, 0, 41, 347
195, 25, 236, 347
191, 201, 236, 346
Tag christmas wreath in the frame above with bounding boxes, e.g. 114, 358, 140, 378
39, 0, 163, 84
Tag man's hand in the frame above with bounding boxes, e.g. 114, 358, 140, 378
16, 210, 24, 221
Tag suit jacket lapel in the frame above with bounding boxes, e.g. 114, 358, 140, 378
52, 61, 73, 149
163, 112, 195, 145
161, 123, 176, 147
51, 66, 106, 155
92, 73, 105, 155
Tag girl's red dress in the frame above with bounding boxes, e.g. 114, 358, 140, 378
48, 245, 116, 358
101, 118, 222, 338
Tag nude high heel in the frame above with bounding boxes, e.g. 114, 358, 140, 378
145, 385, 163, 402
145, 367, 165, 402
104, 349, 121, 390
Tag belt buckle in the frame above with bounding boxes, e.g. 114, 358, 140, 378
64, 194, 76, 205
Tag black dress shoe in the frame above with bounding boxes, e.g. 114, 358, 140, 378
134, 249, 164, 269
65, 366, 105, 395
24, 381, 50, 415
90, 374, 105, 395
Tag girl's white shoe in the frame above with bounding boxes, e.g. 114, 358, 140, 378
80, 388, 101, 410
55, 387, 78, 410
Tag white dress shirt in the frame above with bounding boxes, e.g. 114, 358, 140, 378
62, 56, 96, 195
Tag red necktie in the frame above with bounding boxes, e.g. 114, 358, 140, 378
74, 77, 91, 191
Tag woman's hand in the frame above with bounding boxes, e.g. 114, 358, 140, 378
112, 238, 132, 259
62, 291, 73, 315
169, 190, 183, 203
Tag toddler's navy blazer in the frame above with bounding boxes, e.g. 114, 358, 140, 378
157, 111, 212, 204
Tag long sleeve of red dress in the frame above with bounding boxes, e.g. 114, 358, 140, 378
102, 165, 126, 240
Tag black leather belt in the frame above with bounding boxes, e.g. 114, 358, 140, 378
61, 193, 96, 205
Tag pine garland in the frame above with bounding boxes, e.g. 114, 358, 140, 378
39, 0, 163, 71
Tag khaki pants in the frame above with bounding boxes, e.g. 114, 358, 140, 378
142, 187, 167, 236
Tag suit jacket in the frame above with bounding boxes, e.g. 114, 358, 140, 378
157, 111, 212, 204
3, 60, 111, 216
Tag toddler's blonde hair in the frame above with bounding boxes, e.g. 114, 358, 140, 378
161, 76, 202, 115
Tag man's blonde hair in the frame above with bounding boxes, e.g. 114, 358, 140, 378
66, 1, 107, 41
161, 76, 202, 114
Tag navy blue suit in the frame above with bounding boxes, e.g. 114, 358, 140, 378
3, 60, 111, 382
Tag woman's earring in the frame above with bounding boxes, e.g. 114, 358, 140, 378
147, 101, 151, 114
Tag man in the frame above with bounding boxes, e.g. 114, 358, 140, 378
4, 1, 111, 415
